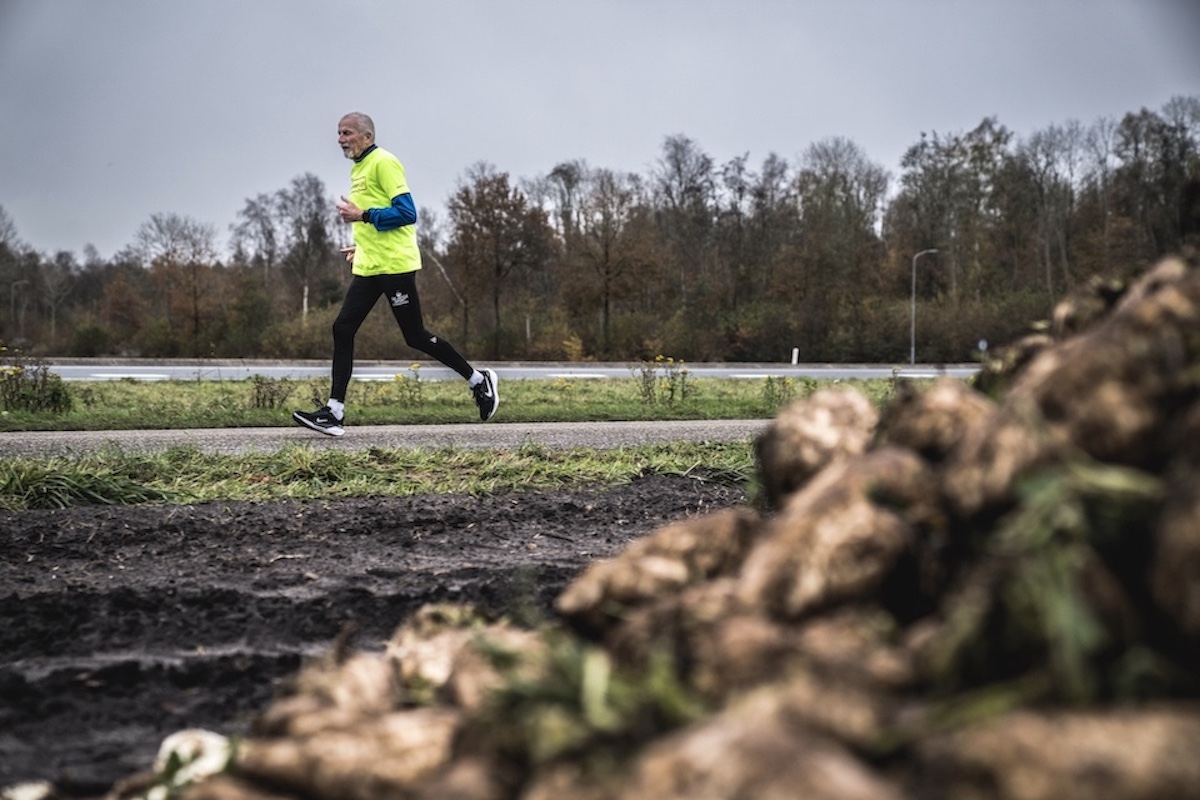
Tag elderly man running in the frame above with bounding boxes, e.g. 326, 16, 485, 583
293, 111, 498, 437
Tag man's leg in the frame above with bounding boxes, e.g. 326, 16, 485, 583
293, 276, 380, 436
384, 272, 499, 420
384, 272, 473, 377
330, 275, 382, 403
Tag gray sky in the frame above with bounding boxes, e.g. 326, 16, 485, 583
2, 0, 1198, 260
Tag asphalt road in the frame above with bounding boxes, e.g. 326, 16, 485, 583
0, 419, 771, 458
45, 359, 980, 382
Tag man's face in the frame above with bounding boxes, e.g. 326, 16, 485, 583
338, 118, 372, 160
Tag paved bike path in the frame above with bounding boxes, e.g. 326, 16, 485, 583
0, 419, 769, 457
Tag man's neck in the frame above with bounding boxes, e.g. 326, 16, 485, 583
354, 144, 378, 163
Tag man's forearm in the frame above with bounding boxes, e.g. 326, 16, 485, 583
363, 193, 418, 230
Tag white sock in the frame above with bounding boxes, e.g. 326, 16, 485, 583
467, 370, 484, 387
327, 399, 345, 420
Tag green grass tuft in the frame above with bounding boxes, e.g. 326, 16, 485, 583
0, 440, 757, 510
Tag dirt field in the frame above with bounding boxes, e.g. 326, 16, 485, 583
0, 474, 746, 797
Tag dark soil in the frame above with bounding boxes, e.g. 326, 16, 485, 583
0, 474, 746, 797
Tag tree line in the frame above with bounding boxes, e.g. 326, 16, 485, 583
2, 95, 1197, 365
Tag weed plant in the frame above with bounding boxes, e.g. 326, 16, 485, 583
0, 345, 72, 414
761, 375, 818, 412
249, 374, 295, 410
631, 355, 692, 405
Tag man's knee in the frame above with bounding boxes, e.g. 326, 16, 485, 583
402, 328, 438, 351
332, 319, 359, 344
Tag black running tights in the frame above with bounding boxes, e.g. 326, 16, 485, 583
330, 272, 473, 402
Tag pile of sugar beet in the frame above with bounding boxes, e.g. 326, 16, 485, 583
114, 251, 1200, 800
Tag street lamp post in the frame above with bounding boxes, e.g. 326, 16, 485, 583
910, 249, 938, 365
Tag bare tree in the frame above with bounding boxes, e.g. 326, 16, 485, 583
1021, 120, 1084, 294
713, 153, 753, 311
745, 153, 797, 302
533, 160, 589, 256
1083, 115, 1120, 270
895, 119, 1012, 303
231, 192, 284, 289
578, 167, 643, 354
447, 163, 555, 358
653, 135, 716, 312
277, 173, 339, 323
40, 251, 76, 347
795, 137, 889, 357
0, 204, 20, 251
133, 212, 218, 351
1111, 107, 1190, 258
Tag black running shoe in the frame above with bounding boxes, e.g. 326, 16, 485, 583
292, 406, 345, 436
472, 368, 499, 421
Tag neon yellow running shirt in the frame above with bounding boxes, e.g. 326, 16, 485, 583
348, 147, 422, 276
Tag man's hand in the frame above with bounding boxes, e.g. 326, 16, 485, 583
336, 195, 366, 223
339, 246, 356, 263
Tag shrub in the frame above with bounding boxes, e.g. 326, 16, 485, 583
0, 345, 73, 414
70, 324, 114, 357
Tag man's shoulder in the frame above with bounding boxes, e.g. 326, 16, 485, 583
367, 146, 402, 165
360, 147, 405, 179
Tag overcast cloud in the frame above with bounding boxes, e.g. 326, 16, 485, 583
1, 0, 1198, 260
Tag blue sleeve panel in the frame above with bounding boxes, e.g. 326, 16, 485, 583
367, 193, 418, 230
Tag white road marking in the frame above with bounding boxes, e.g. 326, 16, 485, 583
90, 373, 172, 381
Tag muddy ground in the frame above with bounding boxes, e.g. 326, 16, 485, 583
0, 474, 746, 797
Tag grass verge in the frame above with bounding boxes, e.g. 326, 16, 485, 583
0, 370, 917, 510
0, 440, 757, 511
0, 372, 903, 432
